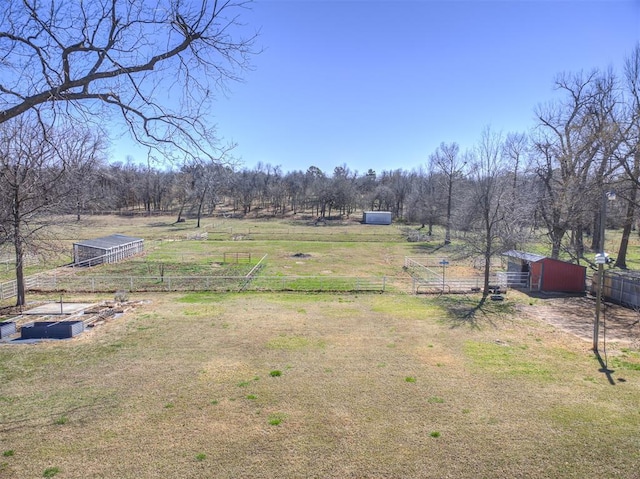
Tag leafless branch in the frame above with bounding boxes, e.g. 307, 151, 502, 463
0, 0, 257, 161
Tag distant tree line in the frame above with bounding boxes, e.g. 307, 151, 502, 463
5, 49, 640, 299
0, 0, 257, 306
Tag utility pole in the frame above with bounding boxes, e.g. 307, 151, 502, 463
594, 191, 615, 352
594, 255, 605, 352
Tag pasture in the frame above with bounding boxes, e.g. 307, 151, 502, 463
1, 215, 640, 478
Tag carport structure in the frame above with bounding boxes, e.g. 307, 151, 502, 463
73, 234, 144, 266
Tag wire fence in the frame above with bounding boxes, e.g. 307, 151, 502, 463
26, 274, 387, 293
412, 277, 485, 294
2, 254, 391, 300
404, 257, 441, 278
405, 256, 510, 294
0, 254, 528, 302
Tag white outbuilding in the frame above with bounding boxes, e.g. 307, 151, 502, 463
362, 211, 392, 225
73, 234, 144, 266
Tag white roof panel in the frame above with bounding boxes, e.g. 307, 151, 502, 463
73, 234, 143, 251
503, 250, 546, 263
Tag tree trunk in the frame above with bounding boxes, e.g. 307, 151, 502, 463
549, 226, 565, 259
14, 233, 25, 307
196, 191, 206, 228
616, 154, 640, 269
176, 204, 185, 223
445, 179, 453, 245
591, 210, 601, 252
482, 205, 492, 297
615, 192, 637, 269
482, 244, 492, 298
573, 223, 585, 259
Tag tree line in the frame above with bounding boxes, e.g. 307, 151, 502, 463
2, 0, 640, 304
0, 0, 256, 306
5, 54, 640, 299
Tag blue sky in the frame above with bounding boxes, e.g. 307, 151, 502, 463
112, 0, 640, 175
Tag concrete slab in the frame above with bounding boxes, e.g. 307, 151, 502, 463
23, 303, 95, 315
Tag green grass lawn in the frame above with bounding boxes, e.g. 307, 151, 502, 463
3, 213, 640, 282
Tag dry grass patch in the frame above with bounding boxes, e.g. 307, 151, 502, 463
1, 292, 639, 478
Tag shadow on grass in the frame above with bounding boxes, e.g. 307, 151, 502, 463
410, 242, 468, 255
435, 294, 516, 329
411, 243, 446, 254
594, 349, 616, 385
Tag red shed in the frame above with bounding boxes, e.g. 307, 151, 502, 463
503, 250, 586, 293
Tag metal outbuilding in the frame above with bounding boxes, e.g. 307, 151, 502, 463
503, 250, 587, 293
362, 211, 392, 225
73, 234, 144, 266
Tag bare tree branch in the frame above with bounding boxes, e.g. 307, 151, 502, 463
0, 0, 257, 161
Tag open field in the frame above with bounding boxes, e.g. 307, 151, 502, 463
1, 215, 640, 478
0, 214, 424, 284
1, 292, 640, 478
3, 212, 640, 282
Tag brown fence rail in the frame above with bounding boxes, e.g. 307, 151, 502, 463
223, 252, 252, 264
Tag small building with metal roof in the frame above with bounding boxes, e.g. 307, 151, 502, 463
362, 211, 392, 225
73, 234, 144, 266
503, 250, 586, 293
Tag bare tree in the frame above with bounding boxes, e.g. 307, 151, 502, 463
173, 166, 192, 222
230, 168, 260, 215
187, 158, 231, 227
615, 44, 640, 269
304, 166, 332, 218
0, 116, 78, 306
465, 128, 528, 298
0, 0, 257, 160
429, 142, 465, 244
283, 170, 307, 215
376, 169, 413, 219
502, 132, 529, 192
60, 129, 107, 220
369, 184, 395, 213
406, 166, 441, 234
532, 69, 619, 259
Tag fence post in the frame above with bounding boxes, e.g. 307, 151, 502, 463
130, 277, 134, 291
382, 276, 386, 292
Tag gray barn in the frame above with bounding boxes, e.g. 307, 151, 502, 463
362, 211, 392, 225
73, 234, 144, 266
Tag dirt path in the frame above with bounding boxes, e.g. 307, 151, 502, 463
521, 294, 640, 348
